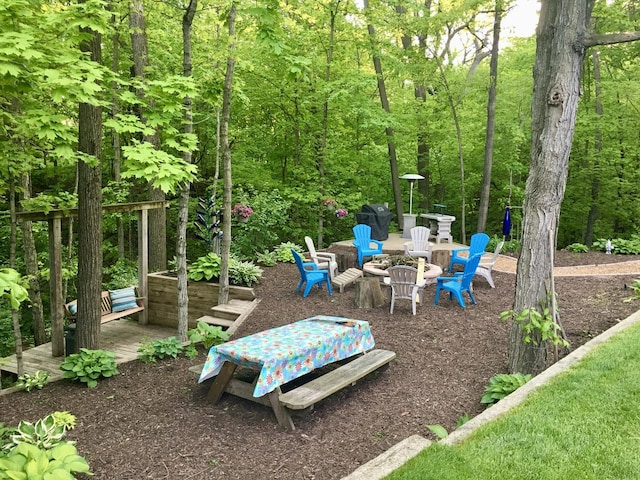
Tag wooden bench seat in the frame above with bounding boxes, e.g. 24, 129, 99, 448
64, 290, 144, 324
279, 349, 396, 410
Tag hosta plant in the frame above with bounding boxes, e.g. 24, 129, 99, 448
481, 372, 533, 406
59, 349, 119, 388
137, 337, 184, 364
5, 412, 75, 451
0, 442, 92, 479
16, 370, 50, 392
188, 321, 230, 350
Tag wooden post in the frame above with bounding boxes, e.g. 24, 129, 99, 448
49, 217, 64, 357
354, 277, 384, 308
138, 209, 149, 325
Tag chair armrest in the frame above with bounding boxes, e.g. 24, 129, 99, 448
403, 241, 413, 255
416, 279, 427, 288
371, 240, 383, 249
451, 247, 469, 257
302, 261, 320, 271
316, 252, 336, 262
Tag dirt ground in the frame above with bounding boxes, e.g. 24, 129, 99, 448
1, 251, 639, 480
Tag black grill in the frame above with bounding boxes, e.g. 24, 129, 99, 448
355, 204, 393, 241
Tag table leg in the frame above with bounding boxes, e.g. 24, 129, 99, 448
268, 388, 295, 430
206, 361, 237, 403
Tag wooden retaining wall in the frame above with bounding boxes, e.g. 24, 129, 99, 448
147, 272, 256, 329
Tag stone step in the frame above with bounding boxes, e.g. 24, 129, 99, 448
196, 315, 235, 328
210, 299, 255, 320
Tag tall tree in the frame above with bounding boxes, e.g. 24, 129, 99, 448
509, 0, 640, 374
176, 0, 198, 341
218, 2, 237, 306
76, 8, 103, 350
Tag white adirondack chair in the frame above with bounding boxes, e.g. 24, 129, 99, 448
383, 264, 427, 315
304, 236, 339, 280
474, 241, 505, 288
403, 226, 434, 263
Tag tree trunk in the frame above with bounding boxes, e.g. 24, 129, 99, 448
218, 2, 237, 306
477, 1, 503, 233
19, 174, 46, 345
509, 0, 594, 375
8, 175, 23, 375
363, 0, 403, 228
585, 48, 603, 247
176, 0, 197, 342
130, 0, 166, 272
76, 16, 103, 350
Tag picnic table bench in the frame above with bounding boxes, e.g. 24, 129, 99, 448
197, 316, 395, 429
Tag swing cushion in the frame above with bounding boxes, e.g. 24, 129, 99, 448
68, 303, 77, 315
110, 287, 138, 312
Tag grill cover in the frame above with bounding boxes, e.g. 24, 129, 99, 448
356, 204, 393, 241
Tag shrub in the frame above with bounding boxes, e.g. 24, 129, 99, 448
565, 243, 588, 253
256, 250, 277, 267
229, 260, 263, 286
137, 337, 184, 364
59, 349, 119, 388
188, 321, 230, 350
593, 236, 640, 254
16, 370, 49, 392
481, 372, 532, 406
0, 442, 92, 479
273, 242, 303, 263
188, 253, 221, 281
5, 412, 75, 451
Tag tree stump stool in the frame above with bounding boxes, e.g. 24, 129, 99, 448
335, 250, 358, 271
354, 277, 384, 309
431, 249, 451, 271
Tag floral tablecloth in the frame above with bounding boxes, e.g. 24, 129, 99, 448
198, 315, 375, 397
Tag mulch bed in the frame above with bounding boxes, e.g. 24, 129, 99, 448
1, 251, 639, 480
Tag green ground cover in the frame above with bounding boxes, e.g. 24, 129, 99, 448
386, 320, 640, 480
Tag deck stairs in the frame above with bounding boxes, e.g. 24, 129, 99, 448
195, 298, 260, 336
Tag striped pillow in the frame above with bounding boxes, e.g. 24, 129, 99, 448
110, 287, 138, 313
68, 303, 77, 315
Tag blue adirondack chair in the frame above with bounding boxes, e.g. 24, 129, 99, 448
448, 232, 490, 272
292, 250, 333, 298
352, 224, 384, 267
434, 252, 483, 308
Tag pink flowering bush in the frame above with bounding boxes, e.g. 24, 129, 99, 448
232, 204, 253, 218
335, 208, 348, 218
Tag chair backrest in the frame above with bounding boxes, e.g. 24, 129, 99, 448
469, 233, 490, 256
291, 250, 307, 277
304, 236, 319, 264
482, 241, 505, 267
459, 253, 483, 288
352, 224, 372, 248
387, 265, 419, 299
409, 226, 431, 251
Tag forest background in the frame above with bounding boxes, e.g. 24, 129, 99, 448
1, 0, 639, 356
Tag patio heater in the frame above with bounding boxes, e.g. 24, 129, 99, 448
400, 173, 425, 237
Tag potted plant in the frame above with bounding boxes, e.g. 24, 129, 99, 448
232, 204, 253, 223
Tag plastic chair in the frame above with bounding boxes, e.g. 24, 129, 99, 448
434, 253, 483, 308
304, 236, 339, 280
403, 226, 434, 263
352, 224, 383, 267
383, 265, 427, 315
448, 232, 490, 272
475, 241, 504, 288
292, 250, 333, 298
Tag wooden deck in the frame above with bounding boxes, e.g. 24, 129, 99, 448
0, 320, 177, 382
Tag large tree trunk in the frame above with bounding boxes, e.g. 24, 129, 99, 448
508, 0, 593, 374
8, 175, 23, 375
477, 0, 503, 233
176, 0, 197, 342
77, 20, 103, 350
363, 0, 403, 228
130, 0, 166, 272
218, 2, 236, 306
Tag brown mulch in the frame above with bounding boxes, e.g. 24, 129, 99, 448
1, 251, 639, 480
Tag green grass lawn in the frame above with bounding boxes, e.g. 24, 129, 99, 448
385, 320, 640, 480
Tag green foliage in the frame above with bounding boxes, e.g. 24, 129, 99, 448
102, 258, 138, 290
255, 250, 277, 266
137, 337, 183, 364
500, 304, 570, 349
624, 279, 640, 303
0, 268, 29, 310
0, 312, 15, 358
481, 373, 533, 406
16, 370, 49, 392
272, 242, 303, 263
5, 412, 75, 451
59, 349, 119, 388
187, 321, 230, 350
565, 243, 589, 253
0, 442, 92, 479
229, 260, 263, 287
426, 424, 449, 440
487, 236, 521, 254
187, 253, 221, 281
593, 236, 640, 255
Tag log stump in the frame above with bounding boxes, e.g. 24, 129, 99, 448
431, 249, 451, 270
354, 277, 384, 309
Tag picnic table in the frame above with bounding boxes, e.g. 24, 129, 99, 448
198, 315, 395, 429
